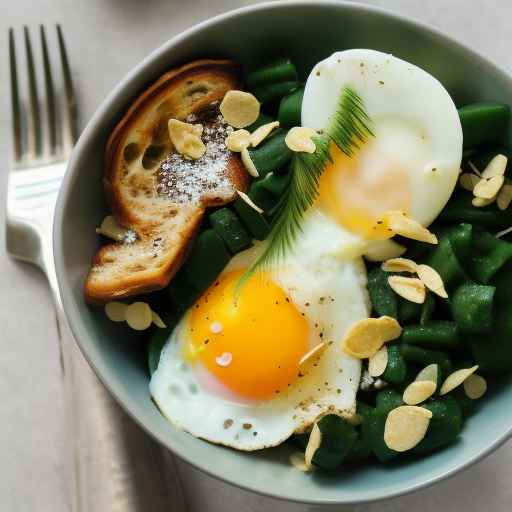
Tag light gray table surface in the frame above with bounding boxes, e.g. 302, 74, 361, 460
1, 1, 512, 511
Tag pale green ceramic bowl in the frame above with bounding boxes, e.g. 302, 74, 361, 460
54, 1, 512, 505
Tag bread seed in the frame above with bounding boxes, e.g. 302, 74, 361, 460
417, 264, 448, 299
388, 276, 426, 304
225, 129, 251, 152
220, 90, 260, 128
250, 121, 280, 147
463, 374, 487, 399
125, 302, 153, 331
403, 380, 436, 405
368, 346, 388, 377
105, 301, 127, 322
381, 257, 418, 274
439, 365, 479, 395
285, 127, 317, 153
384, 406, 432, 452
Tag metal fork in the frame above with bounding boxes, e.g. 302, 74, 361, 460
6, 25, 185, 512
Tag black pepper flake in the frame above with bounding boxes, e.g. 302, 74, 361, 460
337, 389, 341, 394
204, 339, 209, 345
285, 297, 290, 303
319, 332, 324, 338
253, 432, 258, 436
316, 71, 320, 76
379, 80, 385, 85
305, 302, 310, 307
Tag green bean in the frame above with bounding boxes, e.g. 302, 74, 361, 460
427, 237, 467, 290
245, 113, 275, 132
156, 268, 200, 313
402, 322, 460, 351
248, 179, 279, 213
278, 87, 304, 127
246, 58, 298, 89
413, 397, 463, 453
209, 208, 252, 254
248, 129, 292, 177
401, 344, 452, 373
381, 344, 407, 384
420, 293, 436, 325
469, 229, 512, 284
252, 81, 301, 104
311, 415, 358, 470
452, 387, 479, 417
148, 325, 173, 375
261, 171, 290, 197
458, 102, 510, 149
375, 389, 404, 414
367, 267, 398, 319
398, 299, 422, 323
442, 223, 473, 261
451, 282, 495, 333
492, 261, 512, 304
233, 197, 270, 241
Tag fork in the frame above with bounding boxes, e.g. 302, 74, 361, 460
7, 25, 185, 512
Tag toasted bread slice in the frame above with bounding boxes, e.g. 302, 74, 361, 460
85, 59, 249, 304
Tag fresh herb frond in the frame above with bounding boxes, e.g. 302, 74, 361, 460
238, 86, 372, 288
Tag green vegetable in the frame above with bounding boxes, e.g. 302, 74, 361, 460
402, 322, 460, 351
420, 293, 436, 325
376, 389, 403, 413
261, 172, 290, 197
468, 145, 512, 173
413, 397, 463, 453
252, 81, 300, 104
160, 269, 200, 313
278, 87, 304, 127
442, 223, 473, 261
427, 236, 466, 290
452, 387, 479, 417
367, 267, 398, 318
458, 102, 510, 150
209, 208, 252, 254
247, 129, 292, 178
312, 415, 358, 470
233, 198, 270, 241
398, 299, 422, 324
401, 344, 452, 373
246, 113, 275, 132
248, 179, 279, 213
381, 344, 407, 384
148, 326, 173, 375
451, 282, 495, 333
246, 58, 298, 89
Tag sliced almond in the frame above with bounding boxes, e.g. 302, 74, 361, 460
299, 342, 327, 367
304, 423, 322, 469
363, 239, 406, 262
472, 196, 496, 207
220, 90, 260, 129
168, 119, 205, 159
439, 365, 479, 395
381, 257, 418, 274
241, 148, 259, 177
468, 161, 482, 176
482, 154, 508, 179
285, 127, 317, 153
342, 316, 402, 359
225, 129, 251, 152
473, 175, 505, 199
250, 121, 280, 147
289, 451, 310, 472
415, 364, 439, 386
125, 302, 153, 331
236, 190, 263, 214
384, 406, 432, 452
459, 173, 480, 192
388, 276, 426, 304
417, 264, 448, 299
497, 182, 512, 211
384, 211, 437, 244
368, 346, 388, 377
463, 374, 487, 399
96, 215, 129, 242
403, 380, 436, 405
496, 226, 512, 239
152, 310, 167, 328
105, 301, 127, 322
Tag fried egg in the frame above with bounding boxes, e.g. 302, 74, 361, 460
302, 49, 463, 247
150, 211, 369, 450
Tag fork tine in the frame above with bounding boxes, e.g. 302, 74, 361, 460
23, 26, 42, 157
56, 25, 77, 153
9, 28, 23, 162
40, 25, 57, 155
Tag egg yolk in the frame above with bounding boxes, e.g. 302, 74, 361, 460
316, 142, 411, 239
187, 269, 309, 400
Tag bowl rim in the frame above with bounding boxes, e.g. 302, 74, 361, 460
54, 0, 512, 505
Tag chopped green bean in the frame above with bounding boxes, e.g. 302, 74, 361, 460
261, 171, 290, 196
442, 223, 473, 261
233, 197, 270, 241
148, 325, 173, 375
451, 282, 495, 333
252, 81, 301, 104
427, 237, 467, 290
278, 87, 304, 127
402, 322, 460, 351
248, 129, 292, 177
246, 58, 298, 89
367, 267, 398, 319
246, 113, 275, 132
209, 208, 252, 254
401, 344, 452, 373
375, 389, 403, 413
420, 294, 436, 325
381, 344, 407, 384
398, 298, 422, 323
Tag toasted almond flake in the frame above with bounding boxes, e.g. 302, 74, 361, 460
496, 226, 512, 238
381, 257, 418, 274
472, 196, 496, 207
250, 121, 280, 147
299, 342, 327, 367
463, 374, 487, 399
215, 352, 233, 367
482, 154, 508, 178
384, 211, 438, 244
384, 406, 432, 452
342, 316, 402, 359
236, 190, 264, 214
125, 302, 153, 331
468, 161, 482, 176
225, 129, 251, 152
285, 127, 317, 153
368, 346, 388, 377
305, 423, 322, 469
388, 276, 426, 304
439, 365, 479, 395
415, 364, 439, 386
403, 380, 436, 405
459, 173, 480, 192
168, 119, 206, 159
417, 264, 448, 299
473, 175, 505, 199
96, 215, 129, 242
363, 239, 407, 262
151, 310, 167, 328
220, 90, 260, 129
241, 148, 259, 177
497, 183, 512, 210
289, 451, 310, 472
105, 301, 127, 322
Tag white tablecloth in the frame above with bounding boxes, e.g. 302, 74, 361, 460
1, 1, 512, 510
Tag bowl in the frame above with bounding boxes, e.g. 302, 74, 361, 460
54, 0, 512, 505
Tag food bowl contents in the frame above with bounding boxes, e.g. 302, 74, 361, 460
85, 47, 512, 473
